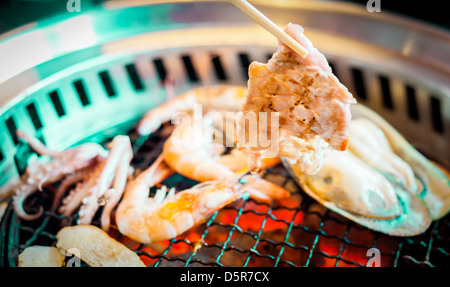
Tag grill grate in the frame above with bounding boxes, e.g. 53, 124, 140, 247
1, 126, 448, 267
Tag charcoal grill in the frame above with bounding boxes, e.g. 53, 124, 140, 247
0, 0, 449, 267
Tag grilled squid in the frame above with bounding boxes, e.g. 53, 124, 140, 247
0, 131, 106, 220
58, 135, 133, 231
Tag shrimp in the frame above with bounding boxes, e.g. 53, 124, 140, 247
163, 119, 290, 203
137, 85, 247, 136
116, 156, 247, 244
1, 131, 106, 220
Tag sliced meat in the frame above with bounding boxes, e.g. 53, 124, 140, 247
236, 23, 356, 174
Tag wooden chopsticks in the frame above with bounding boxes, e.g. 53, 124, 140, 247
230, 0, 309, 58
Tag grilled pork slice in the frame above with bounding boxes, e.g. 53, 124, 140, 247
237, 23, 356, 174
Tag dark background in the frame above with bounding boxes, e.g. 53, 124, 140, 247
0, 0, 448, 35
345, 0, 449, 29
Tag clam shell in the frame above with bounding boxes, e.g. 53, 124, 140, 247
283, 157, 432, 236
351, 104, 450, 220
289, 151, 402, 220
348, 118, 417, 193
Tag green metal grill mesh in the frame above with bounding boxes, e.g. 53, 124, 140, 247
1, 126, 448, 267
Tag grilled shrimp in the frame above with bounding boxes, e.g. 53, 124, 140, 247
163, 120, 290, 203
0, 131, 106, 220
137, 85, 247, 136
116, 156, 247, 244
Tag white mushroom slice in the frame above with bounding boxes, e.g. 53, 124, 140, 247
18, 246, 65, 267
56, 225, 145, 267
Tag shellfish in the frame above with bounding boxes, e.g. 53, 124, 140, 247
351, 104, 450, 221
283, 150, 431, 236
283, 104, 450, 236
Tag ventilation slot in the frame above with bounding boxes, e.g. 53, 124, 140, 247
73, 79, 91, 106
211, 55, 227, 81
351, 68, 367, 100
239, 53, 251, 80
153, 58, 167, 81
0, 146, 3, 163
405, 85, 419, 121
181, 55, 199, 82
5, 116, 18, 145
25, 102, 43, 131
49, 90, 66, 117
379, 75, 394, 110
125, 63, 145, 91
430, 96, 443, 133
14, 150, 28, 175
13, 132, 45, 175
99, 70, 117, 98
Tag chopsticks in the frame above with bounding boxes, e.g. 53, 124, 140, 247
230, 0, 309, 58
